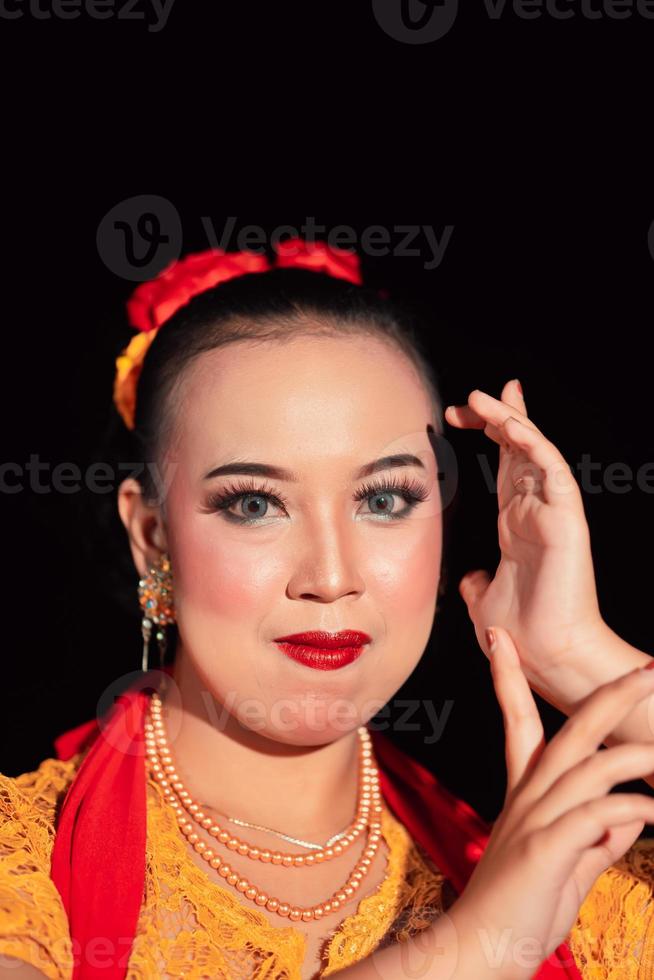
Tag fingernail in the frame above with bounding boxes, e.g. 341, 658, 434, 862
485, 627, 497, 653
514, 379, 523, 396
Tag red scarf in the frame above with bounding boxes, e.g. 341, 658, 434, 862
50, 677, 582, 979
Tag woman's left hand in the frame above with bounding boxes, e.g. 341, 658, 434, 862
445, 379, 609, 685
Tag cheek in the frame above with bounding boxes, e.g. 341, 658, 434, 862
363, 517, 442, 617
169, 516, 281, 621
167, 489, 441, 630
358, 518, 442, 709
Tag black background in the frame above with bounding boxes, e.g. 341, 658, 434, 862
0, 2, 652, 833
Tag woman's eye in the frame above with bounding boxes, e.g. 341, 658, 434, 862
366, 490, 400, 516
212, 493, 284, 524
207, 479, 427, 525
231, 493, 284, 522
229, 490, 413, 522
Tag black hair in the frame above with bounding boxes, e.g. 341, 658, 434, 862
85, 264, 455, 622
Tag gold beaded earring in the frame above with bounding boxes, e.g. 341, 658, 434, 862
138, 552, 176, 674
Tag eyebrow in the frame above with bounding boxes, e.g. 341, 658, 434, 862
203, 453, 426, 483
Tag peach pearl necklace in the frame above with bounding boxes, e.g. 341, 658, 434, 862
145, 690, 384, 922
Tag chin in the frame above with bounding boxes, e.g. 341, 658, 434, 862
241, 714, 364, 748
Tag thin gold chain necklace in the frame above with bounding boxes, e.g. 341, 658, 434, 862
145, 691, 384, 922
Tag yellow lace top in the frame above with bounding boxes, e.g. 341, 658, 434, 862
0, 753, 455, 979
566, 836, 654, 978
1, 754, 654, 979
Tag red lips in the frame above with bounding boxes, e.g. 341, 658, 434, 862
272, 630, 372, 670
272, 630, 372, 647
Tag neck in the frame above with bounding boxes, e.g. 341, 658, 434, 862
156, 648, 362, 843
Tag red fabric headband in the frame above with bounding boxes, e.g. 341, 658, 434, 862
113, 236, 363, 431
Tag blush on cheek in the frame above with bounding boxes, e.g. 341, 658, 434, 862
367, 523, 442, 618
409, 533, 442, 615
173, 525, 280, 623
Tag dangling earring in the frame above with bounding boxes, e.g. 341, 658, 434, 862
138, 552, 176, 674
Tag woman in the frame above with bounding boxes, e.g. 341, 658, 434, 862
1, 237, 653, 979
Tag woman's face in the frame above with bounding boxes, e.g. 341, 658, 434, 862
159, 331, 443, 745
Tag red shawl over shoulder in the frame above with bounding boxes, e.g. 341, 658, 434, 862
50, 677, 582, 979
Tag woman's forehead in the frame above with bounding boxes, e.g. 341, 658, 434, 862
162, 340, 435, 488
175, 334, 432, 432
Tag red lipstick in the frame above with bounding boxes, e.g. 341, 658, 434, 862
272, 630, 372, 671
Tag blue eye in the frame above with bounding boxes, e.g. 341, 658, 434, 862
353, 476, 429, 520
236, 493, 278, 521
366, 489, 399, 516
204, 475, 429, 525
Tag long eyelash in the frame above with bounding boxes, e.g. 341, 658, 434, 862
353, 474, 429, 505
204, 474, 429, 521
205, 478, 290, 514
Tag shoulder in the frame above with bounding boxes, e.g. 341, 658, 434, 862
0, 755, 82, 857
0, 753, 82, 822
0, 757, 82, 980
2, 754, 82, 799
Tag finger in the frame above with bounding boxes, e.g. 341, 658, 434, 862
443, 401, 488, 430
459, 569, 491, 612
528, 741, 654, 830
532, 793, 654, 887
468, 389, 540, 434
519, 665, 654, 805
445, 388, 537, 435
488, 626, 546, 800
498, 415, 579, 507
446, 387, 579, 508
500, 378, 527, 418
572, 818, 645, 896
446, 388, 540, 458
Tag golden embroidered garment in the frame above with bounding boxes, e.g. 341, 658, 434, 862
0, 753, 454, 979
565, 837, 654, 978
2, 753, 654, 978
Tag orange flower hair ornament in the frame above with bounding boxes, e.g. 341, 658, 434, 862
113, 237, 363, 431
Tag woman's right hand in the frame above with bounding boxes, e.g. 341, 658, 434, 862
451, 625, 654, 980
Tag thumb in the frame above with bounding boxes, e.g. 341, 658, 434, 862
459, 569, 491, 609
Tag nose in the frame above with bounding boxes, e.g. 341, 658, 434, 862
286, 515, 366, 603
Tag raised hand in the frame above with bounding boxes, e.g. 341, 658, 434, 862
452, 625, 654, 980
445, 379, 608, 685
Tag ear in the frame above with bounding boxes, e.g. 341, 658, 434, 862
117, 477, 168, 579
